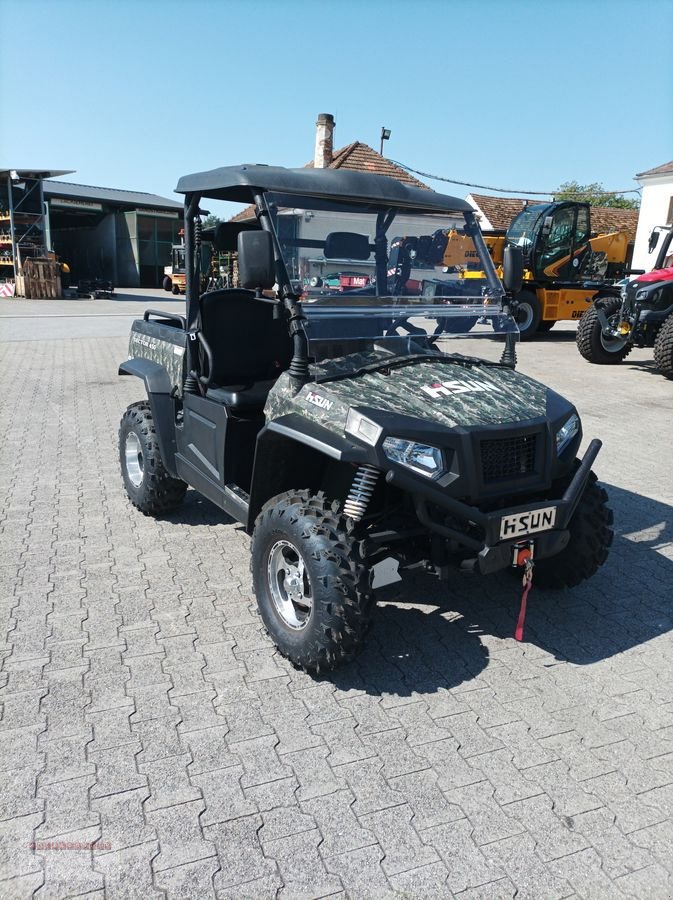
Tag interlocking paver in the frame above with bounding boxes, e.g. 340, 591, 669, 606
147, 799, 215, 872
152, 855, 220, 899
482, 833, 574, 900
2, 319, 673, 898
205, 814, 276, 892
360, 803, 440, 875
323, 844, 394, 899
191, 765, 256, 826
94, 841, 163, 899
266, 828, 344, 898
91, 787, 156, 851
36, 775, 100, 838
36, 827, 105, 896
301, 789, 376, 856
420, 818, 505, 894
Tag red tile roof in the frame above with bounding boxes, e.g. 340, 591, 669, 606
231, 143, 429, 221
469, 193, 639, 242
636, 160, 673, 178
306, 142, 429, 189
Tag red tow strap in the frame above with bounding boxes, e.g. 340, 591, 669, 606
514, 578, 532, 642
514, 555, 534, 642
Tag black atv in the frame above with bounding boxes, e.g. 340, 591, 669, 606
118, 164, 613, 671
577, 225, 673, 377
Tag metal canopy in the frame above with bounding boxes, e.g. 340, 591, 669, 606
175, 164, 472, 215
0, 169, 74, 180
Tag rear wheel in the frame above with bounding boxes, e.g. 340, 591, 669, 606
512, 291, 541, 340
576, 298, 632, 364
653, 313, 673, 379
172, 284, 180, 295
534, 472, 613, 589
162, 276, 172, 291
119, 402, 186, 515
537, 320, 556, 333
251, 490, 374, 671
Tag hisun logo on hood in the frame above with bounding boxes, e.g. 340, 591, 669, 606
422, 379, 503, 399
305, 391, 333, 410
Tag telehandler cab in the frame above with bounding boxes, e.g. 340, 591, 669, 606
118, 165, 613, 670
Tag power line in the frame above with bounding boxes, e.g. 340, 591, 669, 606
388, 159, 642, 197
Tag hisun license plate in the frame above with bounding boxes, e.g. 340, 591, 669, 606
499, 506, 557, 540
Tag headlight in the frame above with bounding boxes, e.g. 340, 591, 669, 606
383, 437, 444, 479
555, 413, 580, 454
635, 289, 649, 301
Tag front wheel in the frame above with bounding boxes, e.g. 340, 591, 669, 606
512, 291, 541, 340
251, 491, 374, 671
162, 276, 172, 292
653, 313, 673, 379
533, 472, 613, 589
576, 298, 632, 364
119, 402, 186, 515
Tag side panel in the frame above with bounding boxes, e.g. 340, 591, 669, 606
128, 319, 187, 396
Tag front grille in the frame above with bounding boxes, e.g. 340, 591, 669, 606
480, 434, 537, 482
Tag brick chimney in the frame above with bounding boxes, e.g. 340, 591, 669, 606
314, 113, 335, 169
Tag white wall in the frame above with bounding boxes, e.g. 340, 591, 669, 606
632, 174, 673, 272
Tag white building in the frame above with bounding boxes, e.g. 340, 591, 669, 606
631, 160, 673, 272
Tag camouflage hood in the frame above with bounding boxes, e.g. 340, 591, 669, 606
265, 348, 552, 435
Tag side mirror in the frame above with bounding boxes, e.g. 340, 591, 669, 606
648, 231, 660, 253
502, 244, 524, 294
238, 231, 275, 290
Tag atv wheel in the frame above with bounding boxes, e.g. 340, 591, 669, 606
653, 313, 673, 379
576, 298, 632, 364
119, 402, 187, 515
533, 472, 613, 590
251, 490, 374, 671
512, 291, 541, 340
162, 276, 172, 292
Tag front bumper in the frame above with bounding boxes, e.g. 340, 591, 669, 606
388, 438, 602, 574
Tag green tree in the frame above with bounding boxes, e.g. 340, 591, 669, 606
554, 181, 639, 209
201, 214, 222, 229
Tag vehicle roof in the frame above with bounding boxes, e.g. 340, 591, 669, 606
175, 164, 472, 215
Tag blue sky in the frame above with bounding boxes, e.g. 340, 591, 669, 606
1, 0, 671, 212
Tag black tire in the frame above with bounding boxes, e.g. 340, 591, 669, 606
251, 490, 374, 671
533, 472, 613, 590
172, 284, 180, 295
537, 319, 556, 333
576, 298, 632, 364
653, 313, 673, 379
162, 276, 172, 292
512, 291, 541, 340
119, 401, 187, 516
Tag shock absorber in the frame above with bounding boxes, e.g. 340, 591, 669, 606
343, 465, 379, 521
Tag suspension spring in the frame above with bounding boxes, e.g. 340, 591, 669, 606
343, 465, 379, 522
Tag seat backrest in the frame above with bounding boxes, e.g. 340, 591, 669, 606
199, 289, 293, 385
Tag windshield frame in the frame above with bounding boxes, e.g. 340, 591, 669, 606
258, 190, 506, 307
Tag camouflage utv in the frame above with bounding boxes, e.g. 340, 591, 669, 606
118, 165, 613, 670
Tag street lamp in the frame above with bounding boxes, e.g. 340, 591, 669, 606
380, 127, 391, 156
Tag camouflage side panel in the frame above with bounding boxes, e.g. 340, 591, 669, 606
265, 349, 549, 437
128, 319, 187, 396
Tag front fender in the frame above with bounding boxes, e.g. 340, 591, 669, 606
119, 358, 178, 476
246, 414, 368, 531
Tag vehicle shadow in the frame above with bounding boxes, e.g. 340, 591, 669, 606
530, 328, 577, 342
328, 482, 672, 697
160, 489, 238, 527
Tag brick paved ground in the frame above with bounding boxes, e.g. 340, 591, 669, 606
1, 312, 672, 898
